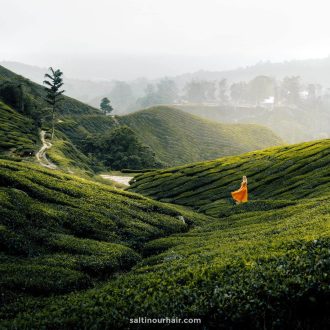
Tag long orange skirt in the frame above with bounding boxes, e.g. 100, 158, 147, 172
231, 183, 248, 203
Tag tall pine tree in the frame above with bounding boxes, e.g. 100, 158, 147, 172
43, 67, 65, 140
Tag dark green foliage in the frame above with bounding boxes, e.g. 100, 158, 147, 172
100, 97, 113, 114
0, 159, 205, 314
0, 262, 91, 295
0, 80, 42, 122
43, 67, 65, 139
0, 160, 193, 250
0, 81, 22, 110
3, 195, 329, 329
0, 102, 37, 154
0, 139, 330, 328
0, 65, 106, 171
82, 126, 162, 170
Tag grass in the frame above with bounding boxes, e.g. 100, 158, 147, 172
118, 106, 283, 167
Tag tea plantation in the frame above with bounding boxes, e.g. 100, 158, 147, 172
0, 159, 211, 323
0, 139, 329, 329
130, 139, 330, 215
0, 65, 284, 172
0, 65, 329, 328
0, 101, 37, 154
118, 106, 283, 166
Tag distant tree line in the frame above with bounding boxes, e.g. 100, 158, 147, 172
100, 74, 330, 113
180, 75, 325, 107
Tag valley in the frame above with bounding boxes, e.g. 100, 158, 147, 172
0, 66, 329, 329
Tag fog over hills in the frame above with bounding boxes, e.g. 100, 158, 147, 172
3, 56, 330, 104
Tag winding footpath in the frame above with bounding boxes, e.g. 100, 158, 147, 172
35, 126, 132, 184
36, 130, 57, 170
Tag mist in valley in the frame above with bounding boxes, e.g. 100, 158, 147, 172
1, 0, 330, 143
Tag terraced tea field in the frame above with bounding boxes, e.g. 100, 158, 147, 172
119, 106, 283, 166
130, 139, 330, 216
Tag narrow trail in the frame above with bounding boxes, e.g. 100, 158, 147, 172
36, 130, 57, 170
111, 115, 120, 126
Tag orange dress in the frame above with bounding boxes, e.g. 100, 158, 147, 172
231, 181, 248, 203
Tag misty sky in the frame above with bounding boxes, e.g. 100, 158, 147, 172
1, 0, 330, 80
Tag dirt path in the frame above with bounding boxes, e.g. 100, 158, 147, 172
100, 175, 133, 186
36, 130, 57, 169
111, 115, 120, 126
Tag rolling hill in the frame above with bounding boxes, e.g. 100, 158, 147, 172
0, 65, 100, 116
0, 159, 208, 321
0, 66, 152, 172
118, 106, 283, 166
0, 65, 105, 172
0, 65, 283, 171
0, 101, 37, 154
1, 140, 329, 329
129, 139, 330, 215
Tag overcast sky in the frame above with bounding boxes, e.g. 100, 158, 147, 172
1, 0, 330, 80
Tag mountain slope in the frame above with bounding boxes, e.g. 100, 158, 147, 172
0, 65, 100, 116
2, 148, 329, 328
0, 66, 152, 173
0, 66, 284, 171
119, 106, 283, 166
0, 101, 37, 154
129, 139, 330, 215
0, 159, 208, 316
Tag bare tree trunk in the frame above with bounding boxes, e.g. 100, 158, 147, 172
51, 105, 55, 140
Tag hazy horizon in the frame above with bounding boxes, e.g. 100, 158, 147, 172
2, 0, 330, 80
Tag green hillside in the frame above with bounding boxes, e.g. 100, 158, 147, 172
130, 139, 330, 215
0, 159, 208, 320
0, 65, 100, 116
0, 65, 105, 171
0, 66, 157, 172
0, 101, 37, 154
0, 66, 284, 172
119, 106, 283, 166
1, 67, 329, 328
1, 140, 329, 328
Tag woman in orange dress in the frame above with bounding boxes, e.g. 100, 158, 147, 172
231, 176, 248, 204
